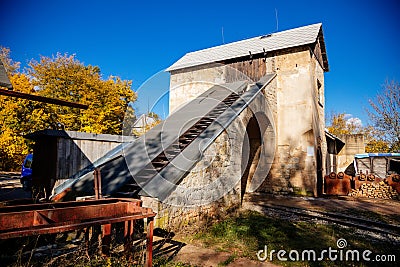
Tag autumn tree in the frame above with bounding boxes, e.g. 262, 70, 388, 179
28, 53, 137, 134
0, 47, 19, 74
0, 49, 138, 170
0, 49, 35, 170
326, 113, 363, 136
367, 79, 400, 152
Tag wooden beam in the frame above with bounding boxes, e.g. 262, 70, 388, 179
0, 88, 88, 109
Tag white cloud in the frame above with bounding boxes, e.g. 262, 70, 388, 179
346, 117, 363, 127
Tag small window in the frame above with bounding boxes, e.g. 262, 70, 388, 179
317, 80, 323, 107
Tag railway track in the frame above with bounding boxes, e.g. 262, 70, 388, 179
252, 203, 400, 237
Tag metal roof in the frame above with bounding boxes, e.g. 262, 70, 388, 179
167, 23, 324, 72
325, 130, 345, 155
25, 129, 136, 142
355, 153, 400, 158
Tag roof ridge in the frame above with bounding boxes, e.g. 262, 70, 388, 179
185, 22, 322, 55
167, 23, 323, 72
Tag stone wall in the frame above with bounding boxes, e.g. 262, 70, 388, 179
141, 108, 248, 229
142, 91, 276, 229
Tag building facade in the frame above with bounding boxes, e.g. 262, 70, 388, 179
167, 23, 329, 197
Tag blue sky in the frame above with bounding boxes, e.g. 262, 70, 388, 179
1, 0, 399, 123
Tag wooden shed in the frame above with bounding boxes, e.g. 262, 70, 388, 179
25, 130, 135, 198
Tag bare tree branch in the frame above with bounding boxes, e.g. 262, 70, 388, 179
367, 79, 400, 151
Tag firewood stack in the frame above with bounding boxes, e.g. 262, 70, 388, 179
348, 179, 399, 200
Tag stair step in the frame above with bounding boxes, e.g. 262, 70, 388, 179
194, 124, 208, 128
183, 133, 199, 138
152, 164, 167, 169
164, 148, 180, 153
188, 129, 202, 133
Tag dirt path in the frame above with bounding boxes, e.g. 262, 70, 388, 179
243, 193, 400, 217
0, 172, 32, 202
153, 235, 278, 267
172, 244, 277, 266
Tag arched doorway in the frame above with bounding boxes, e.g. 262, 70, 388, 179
241, 116, 262, 202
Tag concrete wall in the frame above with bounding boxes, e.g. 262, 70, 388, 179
337, 134, 365, 172
258, 46, 327, 196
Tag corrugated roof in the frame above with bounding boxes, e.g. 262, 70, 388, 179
167, 23, 324, 72
355, 153, 400, 158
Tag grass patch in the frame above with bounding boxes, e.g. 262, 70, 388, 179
193, 210, 399, 266
218, 254, 236, 266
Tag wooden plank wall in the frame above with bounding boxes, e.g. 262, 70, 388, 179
56, 138, 121, 180
312, 36, 326, 70
225, 58, 267, 83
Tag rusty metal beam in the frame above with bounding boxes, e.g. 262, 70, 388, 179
0, 198, 128, 213
124, 220, 135, 256
0, 88, 88, 109
0, 199, 156, 266
0, 199, 156, 239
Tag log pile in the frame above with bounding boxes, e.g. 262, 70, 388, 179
348, 180, 399, 199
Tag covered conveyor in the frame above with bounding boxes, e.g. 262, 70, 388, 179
52, 74, 275, 201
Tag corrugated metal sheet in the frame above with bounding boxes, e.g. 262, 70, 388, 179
167, 23, 322, 72
355, 153, 400, 158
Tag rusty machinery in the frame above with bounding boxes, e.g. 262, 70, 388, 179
0, 198, 156, 266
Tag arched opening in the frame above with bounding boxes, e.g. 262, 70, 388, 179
241, 116, 262, 202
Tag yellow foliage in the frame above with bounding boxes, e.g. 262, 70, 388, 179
27, 53, 137, 134
0, 50, 138, 170
365, 140, 389, 153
